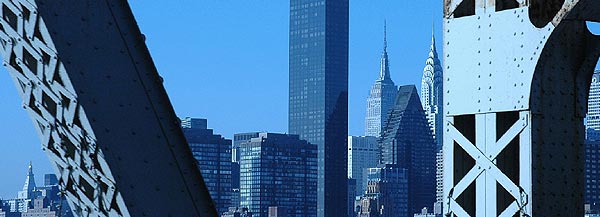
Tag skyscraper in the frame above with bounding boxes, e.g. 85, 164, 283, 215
232, 132, 262, 209
18, 162, 36, 200
587, 70, 600, 140
585, 140, 600, 213
233, 132, 261, 162
347, 136, 379, 196
239, 133, 317, 217
434, 150, 444, 215
289, 0, 349, 216
420, 27, 443, 149
365, 22, 398, 138
420, 29, 444, 216
585, 70, 600, 214
380, 85, 436, 216
181, 118, 232, 214
347, 178, 357, 217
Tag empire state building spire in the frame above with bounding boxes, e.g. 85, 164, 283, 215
379, 20, 391, 80
383, 20, 388, 52
365, 21, 397, 137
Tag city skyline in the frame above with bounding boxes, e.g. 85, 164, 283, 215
0, 1, 596, 205
0, 1, 449, 199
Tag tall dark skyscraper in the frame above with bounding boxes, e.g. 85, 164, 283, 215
380, 85, 436, 216
289, 0, 349, 216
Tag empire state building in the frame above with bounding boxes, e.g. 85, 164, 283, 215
365, 22, 398, 138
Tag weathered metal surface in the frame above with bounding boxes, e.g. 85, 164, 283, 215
0, 0, 217, 216
444, 0, 600, 216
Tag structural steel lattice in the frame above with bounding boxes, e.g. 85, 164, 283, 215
0, 0, 217, 216
444, 0, 600, 216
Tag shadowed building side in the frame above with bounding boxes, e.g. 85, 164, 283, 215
379, 85, 436, 216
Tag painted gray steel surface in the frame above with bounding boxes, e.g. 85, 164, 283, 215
0, 0, 217, 216
444, 0, 600, 216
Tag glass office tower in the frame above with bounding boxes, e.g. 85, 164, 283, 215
239, 133, 317, 217
289, 0, 349, 216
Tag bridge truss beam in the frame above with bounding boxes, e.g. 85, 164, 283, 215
0, 0, 217, 216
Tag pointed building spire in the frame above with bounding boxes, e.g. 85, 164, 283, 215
28, 161, 33, 175
19, 161, 36, 199
421, 19, 444, 149
430, 20, 437, 55
383, 19, 388, 53
379, 20, 391, 80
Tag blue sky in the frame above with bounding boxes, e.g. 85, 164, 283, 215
11, 1, 590, 198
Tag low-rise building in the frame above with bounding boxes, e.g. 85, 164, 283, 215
21, 197, 56, 217
221, 207, 253, 217
239, 133, 317, 217
356, 165, 408, 217
182, 118, 232, 214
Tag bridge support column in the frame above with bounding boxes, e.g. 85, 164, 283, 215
444, 0, 600, 216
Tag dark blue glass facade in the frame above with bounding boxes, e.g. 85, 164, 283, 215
365, 165, 409, 217
586, 140, 600, 214
182, 119, 232, 215
239, 133, 317, 217
379, 85, 436, 216
289, 0, 348, 216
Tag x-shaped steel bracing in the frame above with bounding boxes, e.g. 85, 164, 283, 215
446, 112, 531, 217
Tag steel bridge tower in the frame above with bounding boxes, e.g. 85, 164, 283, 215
443, 0, 600, 216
